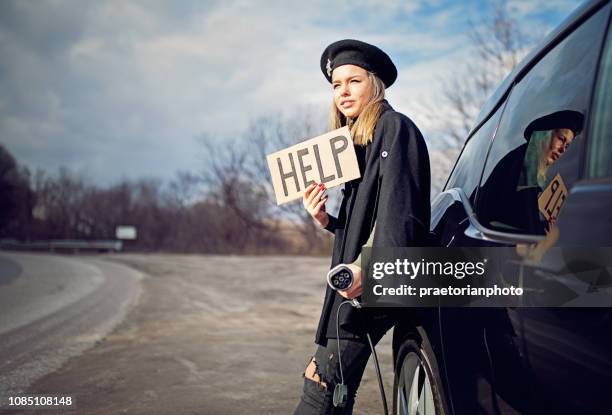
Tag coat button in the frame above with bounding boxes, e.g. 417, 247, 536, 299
381, 151, 388, 158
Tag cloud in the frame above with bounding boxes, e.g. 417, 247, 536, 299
0, 0, 579, 185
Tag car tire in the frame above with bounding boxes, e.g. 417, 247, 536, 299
393, 334, 447, 415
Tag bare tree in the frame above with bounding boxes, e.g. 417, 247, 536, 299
30, 168, 89, 239
165, 171, 201, 210
196, 132, 274, 252
0, 145, 35, 239
440, 0, 530, 146
427, 0, 533, 196
195, 107, 333, 254
241, 109, 334, 251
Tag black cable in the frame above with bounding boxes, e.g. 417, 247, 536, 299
336, 301, 353, 385
367, 332, 389, 415
335, 300, 388, 415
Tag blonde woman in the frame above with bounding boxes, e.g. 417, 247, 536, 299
295, 39, 431, 414
518, 110, 583, 230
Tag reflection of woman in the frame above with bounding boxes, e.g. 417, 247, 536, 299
478, 110, 583, 234
519, 111, 583, 231
294, 40, 430, 414
520, 127, 578, 189
478, 110, 584, 234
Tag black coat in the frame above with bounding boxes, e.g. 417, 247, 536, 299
477, 143, 547, 235
315, 101, 431, 346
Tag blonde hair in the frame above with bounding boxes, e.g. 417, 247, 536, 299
328, 72, 386, 146
521, 130, 553, 189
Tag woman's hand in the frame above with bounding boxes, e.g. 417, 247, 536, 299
303, 182, 329, 228
339, 263, 362, 299
546, 215, 557, 234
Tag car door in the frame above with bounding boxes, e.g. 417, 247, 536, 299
430, 91, 515, 414
466, 3, 612, 413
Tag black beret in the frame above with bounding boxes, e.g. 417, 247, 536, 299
524, 110, 584, 140
320, 39, 397, 88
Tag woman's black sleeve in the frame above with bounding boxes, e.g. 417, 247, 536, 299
324, 214, 338, 233
373, 113, 431, 247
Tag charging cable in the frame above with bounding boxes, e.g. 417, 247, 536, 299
328, 277, 388, 414
326, 223, 387, 413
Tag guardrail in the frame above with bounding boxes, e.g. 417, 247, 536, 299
0, 239, 123, 253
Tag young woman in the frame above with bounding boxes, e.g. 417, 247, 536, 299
518, 110, 584, 231
476, 110, 584, 235
521, 110, 583, 189
294, 39, 431, 414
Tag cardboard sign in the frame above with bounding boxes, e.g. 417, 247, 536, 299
538, 173, 568, 221
266, 126, 360, 205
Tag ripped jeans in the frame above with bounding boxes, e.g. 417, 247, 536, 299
293, 320, 394, 414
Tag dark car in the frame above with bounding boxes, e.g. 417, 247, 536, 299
392, 0, 612, 414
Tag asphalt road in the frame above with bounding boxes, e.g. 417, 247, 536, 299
0, 254, 394, 415
0, 253, 143, 402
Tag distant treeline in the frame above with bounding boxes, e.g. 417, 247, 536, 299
0, 107, 456, 256
0, 103, 470, 256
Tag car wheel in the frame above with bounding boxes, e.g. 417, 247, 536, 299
393, 337, 446, 415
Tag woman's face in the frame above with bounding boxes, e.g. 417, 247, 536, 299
331, 64, 373, 119
546, 128, 575, 166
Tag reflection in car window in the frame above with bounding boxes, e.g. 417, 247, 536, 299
444, 104, 504, 202
476, 4, 610, 235
588, 25, 612, 179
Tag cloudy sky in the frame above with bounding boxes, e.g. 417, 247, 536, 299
0, 0, 580, 185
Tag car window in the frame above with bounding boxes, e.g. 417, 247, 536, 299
443, 103, 504, 202
476, 4, 611, 236
587, 23, 612, 179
